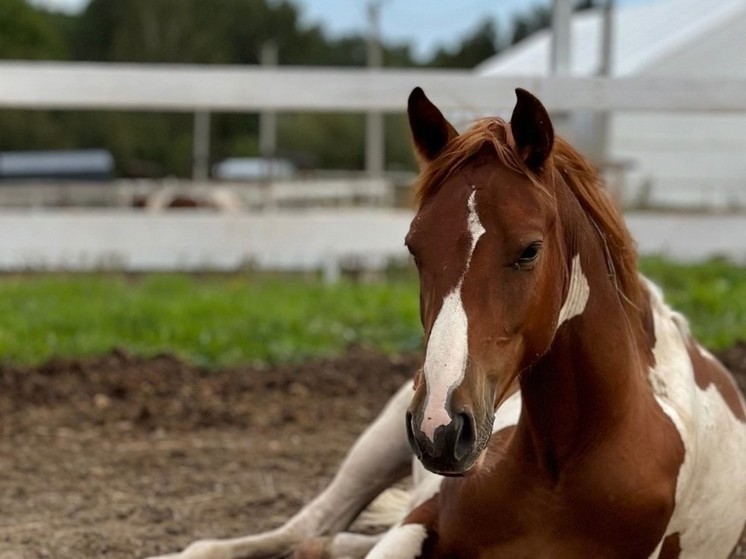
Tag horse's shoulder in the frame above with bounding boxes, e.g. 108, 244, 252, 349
641, 278, 746, 555
645, 275, 745, 430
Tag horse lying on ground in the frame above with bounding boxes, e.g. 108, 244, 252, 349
148, 88, 746, 559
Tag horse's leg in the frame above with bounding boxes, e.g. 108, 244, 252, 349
292, 533, 382, 559
145, 381, 415, 559
325, 491, 436, 559
292, 497, 440, 559
361, 497, 440, 559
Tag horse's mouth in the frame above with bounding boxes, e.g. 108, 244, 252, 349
428, 450, 488, 477
414, 430, 491, 477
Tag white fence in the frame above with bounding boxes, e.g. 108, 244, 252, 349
1, 63, 745, 272
1, 210, 744, 275
0, 209, 412, 278
2, 62, 746, 113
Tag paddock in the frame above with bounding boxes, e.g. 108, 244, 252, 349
0, 347, 744, 558
1, 61, 745, 558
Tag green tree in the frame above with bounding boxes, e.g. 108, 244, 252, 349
2, 0, 596, 176
511, 5, 551, 45
0, 0, 67, 59
0, 2, 70, 153
428, 20, 499, 69
56, 0, 400, 174
510, 1, 599, 46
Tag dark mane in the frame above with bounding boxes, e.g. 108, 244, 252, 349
413, 117, 645, 316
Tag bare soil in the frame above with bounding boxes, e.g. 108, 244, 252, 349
1, 344, 745, 559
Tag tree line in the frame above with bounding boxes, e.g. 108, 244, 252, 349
0, 0, 595, 177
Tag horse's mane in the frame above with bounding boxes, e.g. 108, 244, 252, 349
413, 117, 645, 314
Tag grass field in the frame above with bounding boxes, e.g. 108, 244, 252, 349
0, 259, 743, 367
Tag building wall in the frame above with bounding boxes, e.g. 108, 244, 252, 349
607, 12, 746, 208
609, 112, 746, 208
641, 11, 746, 79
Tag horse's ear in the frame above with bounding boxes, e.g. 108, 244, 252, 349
510, 88, 554, 171
407, 87, 458, 164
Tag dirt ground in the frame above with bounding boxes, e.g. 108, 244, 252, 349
1, 344, 745, 559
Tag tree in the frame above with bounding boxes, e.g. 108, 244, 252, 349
55, 0, 392, 174
2, 0, 596, 176
511, 0, 600, 46
0, 0, 67, 59
511, 5, 551, 45
428, 20, 499, 69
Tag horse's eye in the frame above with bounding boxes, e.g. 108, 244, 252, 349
514, 242, 542, 269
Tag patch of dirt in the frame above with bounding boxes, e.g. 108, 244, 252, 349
0, 344, 744, 559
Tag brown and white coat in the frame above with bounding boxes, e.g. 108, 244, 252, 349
148, 88, 746, 559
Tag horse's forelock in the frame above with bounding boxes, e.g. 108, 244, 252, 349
412, 118, 550, 208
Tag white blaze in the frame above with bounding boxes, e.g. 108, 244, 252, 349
420, 190, 485, 441
466, 190, 486, 262
421, 289, 468, 440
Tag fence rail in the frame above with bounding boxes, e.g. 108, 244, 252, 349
2, 62, 746, 113
0, 209, 744, 273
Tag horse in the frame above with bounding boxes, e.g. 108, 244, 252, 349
147, 88, 746, 559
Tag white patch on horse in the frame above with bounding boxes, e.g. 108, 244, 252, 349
556, 254, 590, 329
410, 460, 445, 507
466, 190, 486, 267
643, 278, 746, 558
366, 523, 429, 559
492, 390, 522, 433
421, 189, 485, 442
421, 289, 468, 440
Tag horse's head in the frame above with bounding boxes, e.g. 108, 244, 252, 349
405, 87, 576, 475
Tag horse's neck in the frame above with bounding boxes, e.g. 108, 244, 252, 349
517, 215, 653, 476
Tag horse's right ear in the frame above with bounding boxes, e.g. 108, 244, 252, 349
407, 87, 458, 164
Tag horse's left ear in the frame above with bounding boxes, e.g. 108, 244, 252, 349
510, 88, 554, 171
407, 87, 459, 164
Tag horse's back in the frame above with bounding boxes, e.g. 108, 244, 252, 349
645, 278, 746, 557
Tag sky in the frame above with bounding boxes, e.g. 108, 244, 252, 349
28, 0, 651, 61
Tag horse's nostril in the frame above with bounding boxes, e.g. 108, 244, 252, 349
405, 411, 422, 459
453, 412, 476, 460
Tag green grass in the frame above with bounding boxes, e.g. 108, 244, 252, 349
0, 274, 421, 367
0, 259, 743, 367
639, 258, 746, 350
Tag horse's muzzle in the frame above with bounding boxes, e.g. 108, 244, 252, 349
406, 408, 481, 476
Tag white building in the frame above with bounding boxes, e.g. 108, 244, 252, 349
476, 0, 746, 209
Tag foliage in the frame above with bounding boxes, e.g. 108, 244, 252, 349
0, 0, 67, 59
428, 20, 499, 69
511, 5, 552, 45
277, 113, 365, 170
0, 259, 743, 367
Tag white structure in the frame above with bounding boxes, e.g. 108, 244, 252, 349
477, 0, 746, 209
0, 210, 744, 273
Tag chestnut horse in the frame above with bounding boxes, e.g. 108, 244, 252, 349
148, 89, 746, 559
